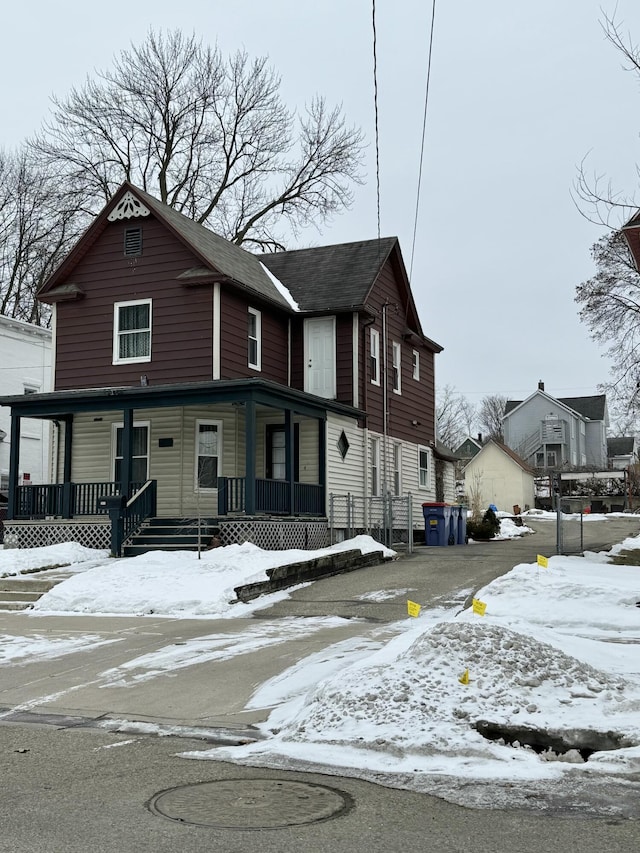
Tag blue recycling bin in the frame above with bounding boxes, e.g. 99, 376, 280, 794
451, 505, 468, 545
422, 503, 454, 546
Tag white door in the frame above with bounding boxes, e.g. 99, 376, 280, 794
304, 317, 336, 399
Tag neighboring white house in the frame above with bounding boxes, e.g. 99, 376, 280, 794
0, 315, 52, 490
463, 439, 536, 513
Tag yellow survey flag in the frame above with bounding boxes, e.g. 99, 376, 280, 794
472, 598, 487, 616
458, 668, 470, 685
407, 600, 422, 618
537, 554, 548, 569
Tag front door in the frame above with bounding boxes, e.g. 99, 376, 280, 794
304, 317, 336, 399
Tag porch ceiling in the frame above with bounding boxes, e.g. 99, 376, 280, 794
0, 377, 365, 422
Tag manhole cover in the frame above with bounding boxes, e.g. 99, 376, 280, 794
148, 778, 353, 829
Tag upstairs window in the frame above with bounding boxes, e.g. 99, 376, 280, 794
113, 299, 152, 364
392, 341, 402, 394
124, 227, 142, 256
248, 307, 261, 370
370, 328, 380, 385
412, 350, 420, 381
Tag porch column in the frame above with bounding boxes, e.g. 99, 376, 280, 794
245, 399, 256, 515
285, 408, 294, 514
121, 408, 134, 498
61, 416, 74, 518
318, 416, 326, 513
7, 414, 21, 519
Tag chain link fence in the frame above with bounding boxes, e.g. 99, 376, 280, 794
328, 493, 414, 553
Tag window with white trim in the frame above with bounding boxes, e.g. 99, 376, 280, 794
393, 442, 402, 495
392, 341, 401, 394
113, 422, 149, 484
370, 436, 381, 496
412, 350, 420, 381
370, 328, 380, 385
418, 445, 430, 489
195, 421, 222, 490
113, 299, 152, 363
248, 307, 261, 370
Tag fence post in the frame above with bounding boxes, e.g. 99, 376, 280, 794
407, 493, 413, 554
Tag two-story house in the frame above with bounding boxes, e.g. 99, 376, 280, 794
0, 182, 446, 553
0, 315, 52, 491
502, 381, 609, 471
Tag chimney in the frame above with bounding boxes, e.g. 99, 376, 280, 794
477, 433, 483, 443
538, 380, 544, 391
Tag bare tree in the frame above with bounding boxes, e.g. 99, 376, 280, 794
31, 29, 365, 250
436, 384, 476, 449
575, 229, 640, 414
0, 149, 81, 324
477, 394, 507, 442
574, 12, 640, 227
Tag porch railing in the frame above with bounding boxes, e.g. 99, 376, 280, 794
13, 481, 145, 519
218, 477, 324, 516
122, 480, 157, 544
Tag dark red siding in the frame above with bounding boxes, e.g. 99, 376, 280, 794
219, 288, 289, 383
54, 217, 214, 390
360, 258, 436, 446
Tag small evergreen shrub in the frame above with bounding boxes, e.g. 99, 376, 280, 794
467, 507, 501, 540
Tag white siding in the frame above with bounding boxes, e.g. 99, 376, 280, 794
0, 316, 52, 486
326, 414, 365, 500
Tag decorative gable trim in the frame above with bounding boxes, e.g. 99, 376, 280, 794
107, 191, 151, 221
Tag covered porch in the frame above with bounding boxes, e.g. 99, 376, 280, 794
1, 378, 363, 552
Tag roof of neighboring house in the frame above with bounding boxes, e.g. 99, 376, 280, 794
454, 435, 483, 456
433, 440, 459, 462
504, 391, 607, 421
465, 439, 536, 475
608, 436, 636, 457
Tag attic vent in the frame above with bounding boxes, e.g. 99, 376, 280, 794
124, 227, 143, 256
337, 430, 350, 460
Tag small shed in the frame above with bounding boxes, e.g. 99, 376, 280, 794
463, 440, 535, 513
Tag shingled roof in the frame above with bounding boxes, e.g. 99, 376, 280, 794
257, 237, 398, 312
38, 183, 292, 310
504, 392, 607, 421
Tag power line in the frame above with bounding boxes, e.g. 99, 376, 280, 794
410, 0, 438, 280
372, 0, 381, 241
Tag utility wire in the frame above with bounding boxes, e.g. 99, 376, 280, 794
372, 0, 381, 242
409, 0, 438, 280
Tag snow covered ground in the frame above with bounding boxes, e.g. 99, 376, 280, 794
1, 513, 640, 808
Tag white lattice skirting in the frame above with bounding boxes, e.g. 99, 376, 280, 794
3, 521, 111, 551
218, 519, 328, 550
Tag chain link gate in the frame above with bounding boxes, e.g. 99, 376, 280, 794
328, 493, 413, 553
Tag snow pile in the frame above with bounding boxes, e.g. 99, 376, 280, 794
194, 538, 640, 782
0, 542, 108, 576
31, 536, 394, 617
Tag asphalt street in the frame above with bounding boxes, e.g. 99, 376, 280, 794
0, 515, 639, 851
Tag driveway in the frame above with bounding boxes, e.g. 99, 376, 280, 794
0, 515, 636, 733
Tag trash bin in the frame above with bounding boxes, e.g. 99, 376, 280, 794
451, 505, 468, 545
422, 503, 453, 546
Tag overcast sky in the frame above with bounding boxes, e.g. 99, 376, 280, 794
3, 1, 640, 408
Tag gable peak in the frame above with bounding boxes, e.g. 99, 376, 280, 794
107, 190, 151, 222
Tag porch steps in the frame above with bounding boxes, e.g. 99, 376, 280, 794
123, 517, 220, 557
0, 575, 68, 612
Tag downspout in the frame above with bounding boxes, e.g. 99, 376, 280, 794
361, 314, 376, 509
382, 302, 389, 498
